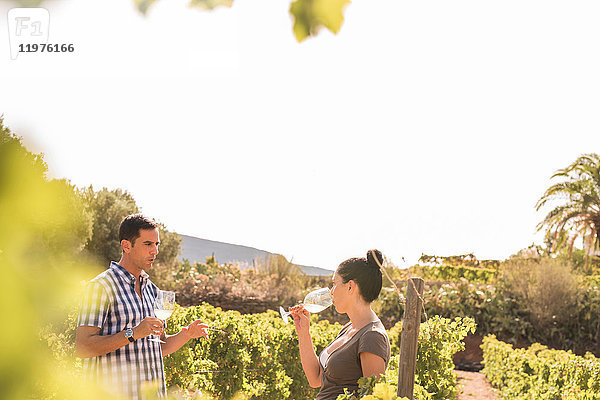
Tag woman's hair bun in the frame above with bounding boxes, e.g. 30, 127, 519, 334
366, 249, 383, 270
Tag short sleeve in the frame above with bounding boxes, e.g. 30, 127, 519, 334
77, 281, 109, 328
358, 330, 391, 365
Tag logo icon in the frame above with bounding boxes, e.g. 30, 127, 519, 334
7, 8, 50, 60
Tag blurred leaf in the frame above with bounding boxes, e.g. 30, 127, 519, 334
188, 0, 234, 11
0, 117, 108, 400
9, 0, 45, 6
290, 0, 351, 42
134, 0, 233, 15
134, 0, 161, 15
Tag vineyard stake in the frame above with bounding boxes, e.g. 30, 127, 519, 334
397, 277, 424, 399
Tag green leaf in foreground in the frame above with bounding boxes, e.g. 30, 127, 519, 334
290, 0, 351, 42
134, 0, 233, 15
133, 0, 161, 15
188, 0, 234, 11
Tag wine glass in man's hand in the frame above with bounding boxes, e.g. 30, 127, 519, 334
149, 290, 175, 343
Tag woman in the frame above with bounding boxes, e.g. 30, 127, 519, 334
290, 249, 391, 400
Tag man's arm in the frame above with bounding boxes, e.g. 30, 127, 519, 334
160, 319, 209, 356
76, 317, 164, 358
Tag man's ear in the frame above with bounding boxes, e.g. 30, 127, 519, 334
121, 239, 132, 253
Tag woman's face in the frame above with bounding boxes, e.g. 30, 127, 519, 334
330, 271, 350, 313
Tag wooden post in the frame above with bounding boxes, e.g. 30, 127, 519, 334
397, 277, 424, 399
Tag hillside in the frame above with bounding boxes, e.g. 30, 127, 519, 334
178, 234, 333, 276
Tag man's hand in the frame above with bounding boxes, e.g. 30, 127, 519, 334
133, 317, 164, 339
184, 319, 209, 339
159, 319, 209, 356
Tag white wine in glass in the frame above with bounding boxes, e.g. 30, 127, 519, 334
280, 287, 333, 324
149, 290, 175, 343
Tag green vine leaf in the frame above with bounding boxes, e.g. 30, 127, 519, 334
290, 0, 351, 42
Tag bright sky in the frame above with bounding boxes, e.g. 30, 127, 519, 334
1, 0, 599, 271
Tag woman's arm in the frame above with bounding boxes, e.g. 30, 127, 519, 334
290, 305, 322, 388
359, 352, 386, 378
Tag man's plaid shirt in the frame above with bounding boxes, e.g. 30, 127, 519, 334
77, 262, 166, 399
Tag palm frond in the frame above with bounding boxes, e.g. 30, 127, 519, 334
538, 153, 600, 263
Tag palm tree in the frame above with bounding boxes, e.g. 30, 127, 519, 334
536, 153, 600, 274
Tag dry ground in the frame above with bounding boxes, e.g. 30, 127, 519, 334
455, 370, 498, 400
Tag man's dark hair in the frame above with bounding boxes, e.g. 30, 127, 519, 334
119, 214, 158, 246
337, 249, 384, 303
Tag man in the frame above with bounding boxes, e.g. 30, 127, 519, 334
76, 214, 208, 399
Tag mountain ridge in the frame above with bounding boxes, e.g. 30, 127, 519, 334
177, 234, 333, 276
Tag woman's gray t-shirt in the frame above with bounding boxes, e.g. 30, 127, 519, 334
315, 320, 391, 400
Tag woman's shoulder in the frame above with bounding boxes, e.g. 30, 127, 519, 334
357, 320, 391, 362
365, 319, 387, 333
359, 320, 390, 341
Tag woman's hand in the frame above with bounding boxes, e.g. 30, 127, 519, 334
290, 305, 310, 336
290, 305, 322, 388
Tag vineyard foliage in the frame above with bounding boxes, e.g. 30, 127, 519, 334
43, 302, 476, 399
164, 304, 338, 399
482, 335, 600, 399
375, 263, 600, 354
337, 315, 475, 400
409, 264, 498, 284
165, 306, 476, 399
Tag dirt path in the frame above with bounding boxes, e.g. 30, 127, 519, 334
455, 370, 498, 400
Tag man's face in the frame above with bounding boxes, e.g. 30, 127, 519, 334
129, 228, 160, 270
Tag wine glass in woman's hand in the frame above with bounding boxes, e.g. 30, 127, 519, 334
279, 287, 332, 324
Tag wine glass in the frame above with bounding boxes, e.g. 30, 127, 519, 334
279, 287, 333, 324
149, 290, 175, 343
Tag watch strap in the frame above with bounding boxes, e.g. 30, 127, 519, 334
125, 328, 135, 342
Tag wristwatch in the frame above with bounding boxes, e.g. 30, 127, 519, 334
124, 328, 135, 342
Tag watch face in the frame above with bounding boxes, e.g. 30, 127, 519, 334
125, 328, 133, 338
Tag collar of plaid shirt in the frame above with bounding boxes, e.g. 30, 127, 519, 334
110, 262, 150, 286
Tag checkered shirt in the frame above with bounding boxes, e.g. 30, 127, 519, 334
77, 262, 166, 399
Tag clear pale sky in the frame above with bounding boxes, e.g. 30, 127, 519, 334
1, 0, 599, 270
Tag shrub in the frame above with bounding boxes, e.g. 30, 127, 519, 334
374, 272, 600, 355
502, 258, 579, 329
164, 303, 341, 399
45, 302, 477, 399
339, 316, 475, 400
482, 335, 600, 400
410, 264, 498, 284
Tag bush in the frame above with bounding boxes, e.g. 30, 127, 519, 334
45, 302, 477, 399
482, 335, 600, 399
164, 303, 341, 399
502, 259, 579, 329
388, 316, 476, 400
338, 316, 475, 400
410, 264, 498, 284
151, 256, 333, 313
374, 271, 600, 355
500, 258, 598, 352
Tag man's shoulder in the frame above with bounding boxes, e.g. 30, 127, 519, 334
89, 267, 117, 282
85, 267, 121, 294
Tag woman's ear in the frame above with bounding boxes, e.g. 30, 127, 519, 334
347, 279, 356, 293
